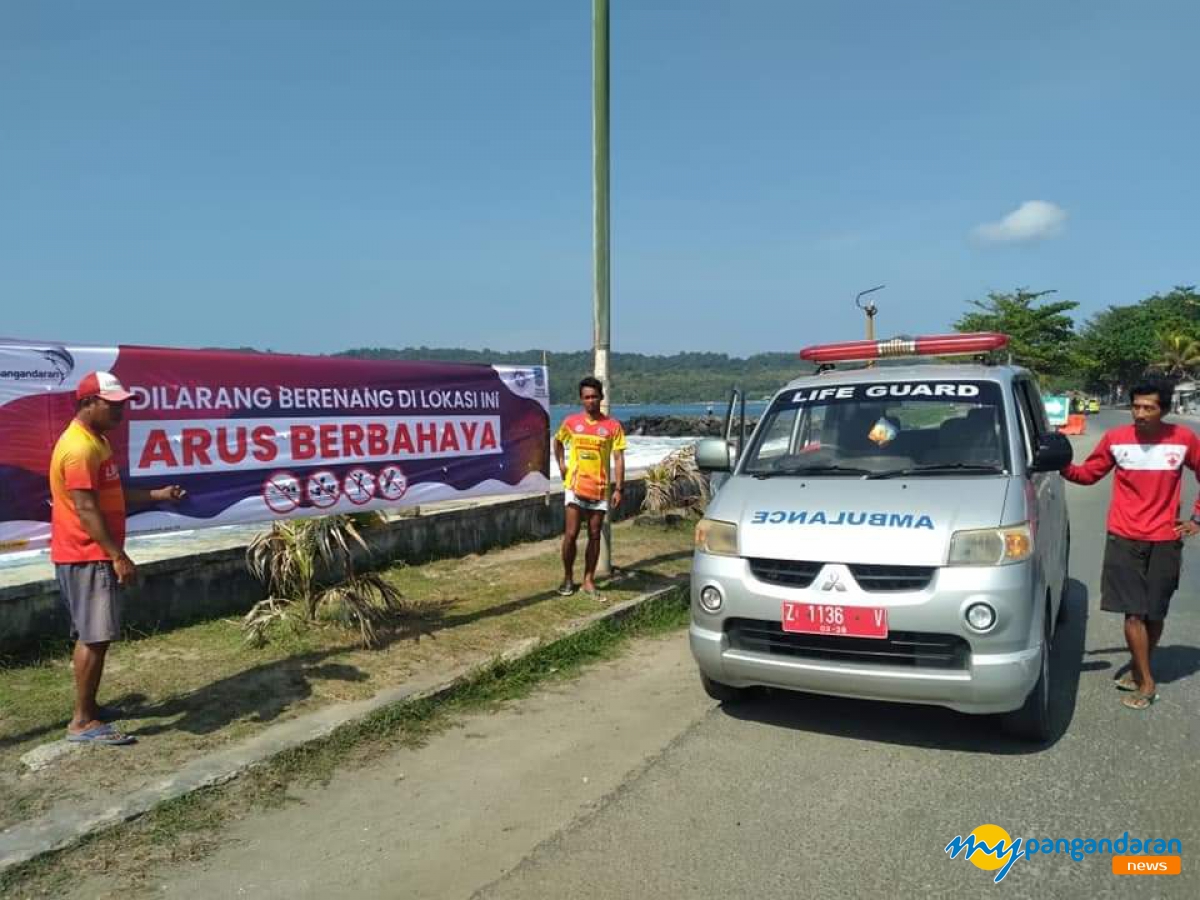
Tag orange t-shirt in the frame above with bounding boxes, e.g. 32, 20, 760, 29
49, 420, 126, 563
555, 413, 627, 493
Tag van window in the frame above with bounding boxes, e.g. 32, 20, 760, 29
1012, 381, 1042, 463
741, 380, 1009, 477
1021, 381, 1052, 434
754, 405, 800, 463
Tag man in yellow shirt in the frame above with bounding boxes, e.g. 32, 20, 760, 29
50, 371, 186, 745
554, 377, 626, 598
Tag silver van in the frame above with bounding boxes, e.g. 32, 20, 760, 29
691, 338, 1074, 741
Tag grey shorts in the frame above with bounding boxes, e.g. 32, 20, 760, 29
55, 561, 122, 643
1100, 534, 1182, 621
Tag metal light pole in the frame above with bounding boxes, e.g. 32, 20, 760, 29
593, 0, 613, 577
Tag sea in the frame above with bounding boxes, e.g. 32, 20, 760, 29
0, 402, 770, 585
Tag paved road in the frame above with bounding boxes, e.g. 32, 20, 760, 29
82, 410, 1200, 899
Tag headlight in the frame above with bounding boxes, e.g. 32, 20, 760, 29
699, 586, 724, 613
948, 523, 1032, 566
695, 518, 738, 556
965, 602, 997, 632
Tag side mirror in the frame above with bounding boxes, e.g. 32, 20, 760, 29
695, 438, 732, 472
1031, 432, 1073, 474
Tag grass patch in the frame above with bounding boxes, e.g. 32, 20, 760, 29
0, 519, 693, 833
0, 585, 690, 898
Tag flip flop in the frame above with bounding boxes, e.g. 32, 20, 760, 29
582, 586, 607, 604
556, 581, 578, 597
1120, 691, 1159, 711
66, 723, 137, 746
1115, 675, 1139, 692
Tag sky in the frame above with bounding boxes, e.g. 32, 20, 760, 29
2, 1, 1197, 358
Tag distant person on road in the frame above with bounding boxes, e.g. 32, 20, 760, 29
50, 372, 187, 745
1061, 379, 1200, 711
554, 377, 626, 600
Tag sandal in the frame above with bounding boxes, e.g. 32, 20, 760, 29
556, 580, 578, 597
66, 723, 136, 746
1120, 691, 1159, 711
1115, 675, 1139, 693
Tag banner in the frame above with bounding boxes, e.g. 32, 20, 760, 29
0, 339, 551, 554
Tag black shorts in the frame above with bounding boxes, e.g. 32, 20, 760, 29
1100, 534, 1182, 621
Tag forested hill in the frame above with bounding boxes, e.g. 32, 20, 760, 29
336, 347, 807, 404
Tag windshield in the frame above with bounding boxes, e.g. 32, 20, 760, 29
741, 379, 1010, 478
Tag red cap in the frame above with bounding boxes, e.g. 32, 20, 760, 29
76, 371, 134, 402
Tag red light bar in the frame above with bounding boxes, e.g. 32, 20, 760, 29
799, 332, 1009, 364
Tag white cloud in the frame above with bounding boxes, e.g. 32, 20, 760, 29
973, 200, 1067, 243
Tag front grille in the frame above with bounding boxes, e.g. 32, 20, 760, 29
848, 564, 935, 592
725, 618, 970, 670
748, 558, 822, 589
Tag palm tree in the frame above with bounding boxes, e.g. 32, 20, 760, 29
1152, 333, 1200, 380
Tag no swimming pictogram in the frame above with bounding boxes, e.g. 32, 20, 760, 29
378, 464, 408, 501
306, 470, 341, 509
344, 468, 377, 505
263, 471, 302, 514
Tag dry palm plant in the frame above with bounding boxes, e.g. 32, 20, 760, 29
641, 444, 711, 515
243, 512, 406, 648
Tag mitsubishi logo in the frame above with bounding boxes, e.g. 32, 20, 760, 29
821, 571, 847, 592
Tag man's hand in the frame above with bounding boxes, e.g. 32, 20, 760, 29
151, 485, 187, 503
1176, 520, 1200, 539
611, 488, 623, 509
112, 552, 137, 584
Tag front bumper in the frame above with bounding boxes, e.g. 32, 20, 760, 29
689, 553, 1042, 715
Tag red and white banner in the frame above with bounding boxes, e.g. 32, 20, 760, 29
0, 339, 551, 554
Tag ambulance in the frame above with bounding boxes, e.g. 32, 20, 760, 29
690, 333, 1074, 741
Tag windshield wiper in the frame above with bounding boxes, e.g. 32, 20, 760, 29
867, 463, 1005, 480
752, 464, 872, 479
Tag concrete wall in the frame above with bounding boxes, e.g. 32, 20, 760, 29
0, 480, 648, 653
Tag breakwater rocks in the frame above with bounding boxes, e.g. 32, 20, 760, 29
625, 415, 760, 437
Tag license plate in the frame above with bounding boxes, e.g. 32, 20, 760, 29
781, 602, 888, 639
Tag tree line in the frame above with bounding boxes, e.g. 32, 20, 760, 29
289, 284, 1197, 404
337, 347, 804, 404
953, 285, 1200, 394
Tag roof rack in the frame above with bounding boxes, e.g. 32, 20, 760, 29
799, 332, 1010, 372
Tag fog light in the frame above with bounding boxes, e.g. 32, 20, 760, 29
965, 602, 997, 632
699, 586, 723, 613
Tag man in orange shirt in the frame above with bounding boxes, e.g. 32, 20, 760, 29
554, 377, 626, 598
50, 371, 186, 745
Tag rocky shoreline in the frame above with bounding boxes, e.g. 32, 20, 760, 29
624, 415, 761, 437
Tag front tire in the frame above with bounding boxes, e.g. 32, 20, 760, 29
1057, 525, 1071, 625
1003, 603, 1053, 743
700, 673, 747, 704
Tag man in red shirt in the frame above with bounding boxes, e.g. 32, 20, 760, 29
1062, 380, 1200, 710
50, 371, 186, 745
553, 377, 626, 598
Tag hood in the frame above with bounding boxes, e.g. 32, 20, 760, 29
710, 475, 1011, 567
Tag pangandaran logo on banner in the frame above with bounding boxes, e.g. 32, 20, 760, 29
0, 344, 76, 387
0, 339, 552, 554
